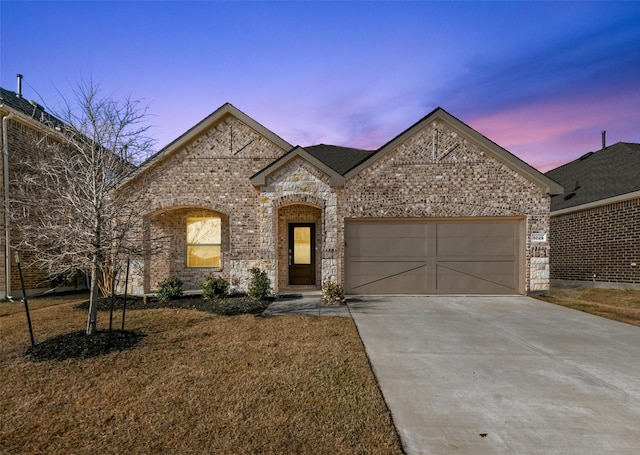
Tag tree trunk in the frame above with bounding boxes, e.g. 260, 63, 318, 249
86, 258, 101, 335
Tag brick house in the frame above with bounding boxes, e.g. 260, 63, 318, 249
120, 103, 562, 296
546, 142, 640, 289
1, 85, 87, 298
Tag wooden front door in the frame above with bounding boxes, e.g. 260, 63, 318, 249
288, 223, 316, 285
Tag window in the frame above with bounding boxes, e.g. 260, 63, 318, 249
186, 216, 221, 267
293, 226, 312, 264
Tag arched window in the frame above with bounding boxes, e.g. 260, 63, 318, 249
186, 215, 221, 267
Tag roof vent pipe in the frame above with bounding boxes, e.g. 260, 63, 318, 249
601, 130, 606, 150
16, 74, 23, 98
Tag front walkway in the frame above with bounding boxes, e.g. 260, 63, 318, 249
264, 292, 350, 317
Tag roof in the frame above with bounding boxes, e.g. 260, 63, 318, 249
0, 87, 64, 128
345, 107, 563, 195
304, 144, 375, 175
121, 103, 293, 186
251, 146, 346, 186
545, 142, 640, 211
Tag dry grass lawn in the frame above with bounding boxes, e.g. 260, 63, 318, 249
0, 297, 403, 454
537, 286, 640, 327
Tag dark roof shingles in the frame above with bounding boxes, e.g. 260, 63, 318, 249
0, 86, 64, 127
545, 142, 640, 211
304, 144, 375, 175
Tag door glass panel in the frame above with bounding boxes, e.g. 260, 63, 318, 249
293, 227, 311, 264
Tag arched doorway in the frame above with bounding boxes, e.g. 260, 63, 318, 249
277, 204, 322, 291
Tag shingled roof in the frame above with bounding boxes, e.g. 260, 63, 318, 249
304, 144, 375, 175
545, 142, 640, 212
0, 87, 65, 129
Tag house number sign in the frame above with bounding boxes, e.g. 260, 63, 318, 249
531, 233, 547, 243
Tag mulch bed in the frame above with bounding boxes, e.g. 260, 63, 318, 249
27, 295, 273, 362
26, 330, 146, 362
75, 294, 274, 316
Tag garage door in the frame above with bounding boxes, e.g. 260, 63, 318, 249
345, 219, 523, 295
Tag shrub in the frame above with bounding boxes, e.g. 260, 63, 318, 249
157, 276, 183, 302
202, 275, 229, 300
322, 281, 345, 305
247, 267, 271, 300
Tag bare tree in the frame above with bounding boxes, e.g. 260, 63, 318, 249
10, 80, 155, 334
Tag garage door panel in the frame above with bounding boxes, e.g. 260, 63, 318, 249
347, 223, 427, 238
348, 260, 426, 275
348, 238, 427, 258
347, 273, 428, 294
438, 223, 514, 238
437, 223, 516, 257
438, 262, 515, 282
437, 261, 516, 292
437, 263, 516, 294
436, 255, 515, 262
348, 277, 429, 294
345, 220, 522, 295
438, 237, 516, 257
346, 261, 427, 294
437, 274, 515, 294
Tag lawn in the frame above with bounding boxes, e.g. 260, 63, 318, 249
0, 295, 403, 454
537, 286, 640, 327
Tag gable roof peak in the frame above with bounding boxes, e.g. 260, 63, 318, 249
120, 102, 293, 186
344, 106, 563, 195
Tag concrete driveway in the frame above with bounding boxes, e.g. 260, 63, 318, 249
348, 296, 640, 454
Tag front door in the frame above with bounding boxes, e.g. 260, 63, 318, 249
288, 223, 316, 285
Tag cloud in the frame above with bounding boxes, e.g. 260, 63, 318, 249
432, 13, 640, 118
468, 85, 640, 171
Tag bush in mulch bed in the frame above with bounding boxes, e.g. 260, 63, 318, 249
74, 294, 274, 316
26, 330, 146, 362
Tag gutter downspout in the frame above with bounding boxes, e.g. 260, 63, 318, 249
2, 112, 14, 299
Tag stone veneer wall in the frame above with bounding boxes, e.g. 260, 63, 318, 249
276, 204, 322, 290
550, 197, 640, 285
121, 115, 287, 293
259, 158, 339, 291
121, 114, 553, 295
341, 120, 552, 294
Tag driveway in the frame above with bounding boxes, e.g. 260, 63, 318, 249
348, 296, 640, 454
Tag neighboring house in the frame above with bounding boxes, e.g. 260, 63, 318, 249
0, 84, 85, 298
546, 142, 640, 289
119, 103, 563, 296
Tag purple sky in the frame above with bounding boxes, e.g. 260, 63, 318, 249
2, 1, 639, 172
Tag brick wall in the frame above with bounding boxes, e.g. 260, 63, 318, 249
550, 197, 640, 284
122, 114, 288, 292
146, 208, 230, 291
1, 116, 66, 297
122, 112, 553, 295
342, 120, 551, 294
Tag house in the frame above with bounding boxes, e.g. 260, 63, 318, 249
119, 103, 563, 296
546, 142, 640, 289
0, 82, 86, 298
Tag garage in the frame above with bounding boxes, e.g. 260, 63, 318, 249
345, 219, 523, 295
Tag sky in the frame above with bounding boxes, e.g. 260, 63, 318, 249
1, 1, 639, 172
